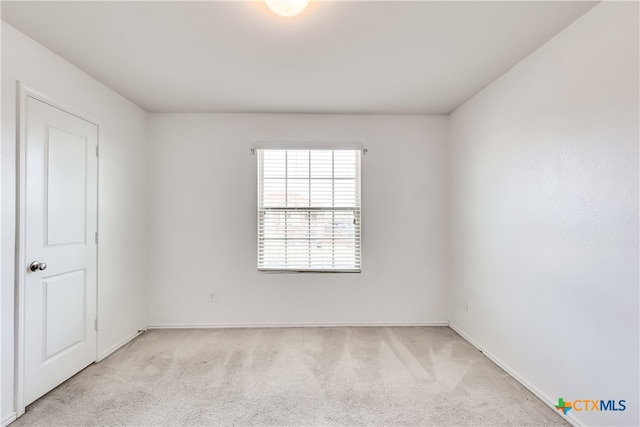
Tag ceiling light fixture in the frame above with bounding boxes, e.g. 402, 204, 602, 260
265, 0, 310, 17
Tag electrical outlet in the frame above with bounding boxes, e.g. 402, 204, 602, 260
208, 292, 217, 303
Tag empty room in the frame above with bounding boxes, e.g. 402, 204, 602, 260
0, 0, 638, 426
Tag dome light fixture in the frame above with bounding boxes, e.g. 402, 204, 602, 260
265, 0, 310, 17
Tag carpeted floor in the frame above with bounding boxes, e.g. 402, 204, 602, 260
14, 327, 568, 426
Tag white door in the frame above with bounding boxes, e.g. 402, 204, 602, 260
23, 96, 98, 405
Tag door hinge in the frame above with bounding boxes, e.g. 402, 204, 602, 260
95, 145, 99, 157
95, 232, 98, 244
94, 319, 98, 331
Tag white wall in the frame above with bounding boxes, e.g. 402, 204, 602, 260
448, 3, 639, 426
1, 22, 149, 422
0, 9, 3, 424
148, 114, 448, 327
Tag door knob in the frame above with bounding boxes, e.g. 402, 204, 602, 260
29, 261, 47, 272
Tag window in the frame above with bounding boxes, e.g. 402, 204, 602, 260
257, 148, 361, 272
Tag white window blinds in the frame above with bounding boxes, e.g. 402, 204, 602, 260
257, 148, 361, 272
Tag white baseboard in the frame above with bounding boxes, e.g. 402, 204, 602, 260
2, 412, 17, 427
97, 328, 147, 362
148, 321, 449, 329
448, 322, 581, 427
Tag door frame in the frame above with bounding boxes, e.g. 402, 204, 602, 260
14, 83, 100, 416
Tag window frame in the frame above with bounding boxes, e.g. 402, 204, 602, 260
255, 144, 363, 273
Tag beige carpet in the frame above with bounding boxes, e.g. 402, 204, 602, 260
14, 327, 567, 426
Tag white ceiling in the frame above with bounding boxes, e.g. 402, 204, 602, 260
1, 1, 597, 114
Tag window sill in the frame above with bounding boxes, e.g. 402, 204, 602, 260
258, 269, 361, 274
